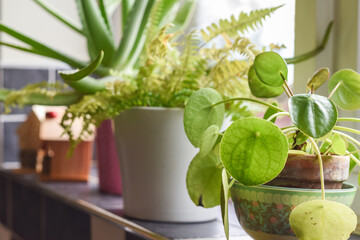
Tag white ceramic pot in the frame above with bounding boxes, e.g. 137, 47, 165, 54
114, 107, 218, 222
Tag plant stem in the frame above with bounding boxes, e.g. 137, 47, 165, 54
228, 178, 236, 189
346, 151, 360, 167
328, 81, 342, 99
281, 127, 298, 134
212, 98, 286, 112
309, 137, 325, 200
285, 21, 333, 64
337, 117, 360, 123
282, 85, 291, 98
333, 126, 360, 135
266, 111, 290, 122
280, 72, 294, 97
346, 149, 360, 156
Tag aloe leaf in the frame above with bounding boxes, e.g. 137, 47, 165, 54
64, 76, 106, 94
104, 0, 121, 16
199, 125, 220, 158
221, 169, 230, 240
186, 152, 223, 208
113, 0, 154, 69
306, 67, 330, 92
167, 0, 196, 33
74, 0, 98, 60
184, 88, 225, 147
220, 118, 288, 186
0, 23, 90, 69
0, 41, 49, 56
121, 0, 135, 31
328, 69, 360, 110
253, 51, 288, 87
289, 94, 338, 138
289, 200, 357, 240
81, 0, 115, 66
33, 0, 84, 35
99, 0, 113, 35
59, 51, 104, 82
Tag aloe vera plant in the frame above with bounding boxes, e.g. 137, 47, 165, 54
0, 0, 196, 97
183, 52, 360, 239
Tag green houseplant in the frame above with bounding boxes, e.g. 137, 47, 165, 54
0, 2, 292, 222
0, 0, 196, 194
183, 51, 360, 239
0, 1, 333, 223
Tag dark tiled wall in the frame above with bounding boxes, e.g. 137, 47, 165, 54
1, 67, 51, 163
0, 174, 91, 240
3, 68, 49, 115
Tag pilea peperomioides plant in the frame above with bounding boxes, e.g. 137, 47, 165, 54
184, 51, 360, 239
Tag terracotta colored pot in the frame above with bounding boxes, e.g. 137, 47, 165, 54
231, 182, 357, 240
96, 119, 122, 194
267, 154, 350, 189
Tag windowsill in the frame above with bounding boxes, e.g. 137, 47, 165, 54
0, 163, 251, 240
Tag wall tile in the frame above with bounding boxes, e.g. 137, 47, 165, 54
0, 175, 8, 226
3, 122, 21, 163
44, 196, 90, 240
11, 181, 42, 240
3, 68, 48, 115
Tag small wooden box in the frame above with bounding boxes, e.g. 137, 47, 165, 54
17, 106, 94, 181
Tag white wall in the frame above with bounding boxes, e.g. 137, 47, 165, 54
0, 0, 88, 68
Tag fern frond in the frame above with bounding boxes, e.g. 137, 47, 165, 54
208, 59, 251, 98
4, 82, 68, 113
170, 30, 200, 92
145, 0, 164, 44
146, 24, 175, 62
201, 5, 282, 43
201, 37, 260, 61
61, 79, 138, 149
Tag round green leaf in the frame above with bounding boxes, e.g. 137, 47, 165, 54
307, 67, 330, 92
248, 65, 284, 98
199, 125, 220, 158
186, 152, 223, 208
290, 200, 357, 240
184, 88, 225, 147
220, 118, 288, 186
289, 94, 338, 138
253, 51, 288, 87
328, 69, 360, 110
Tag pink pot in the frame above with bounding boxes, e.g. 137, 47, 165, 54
96, 119, 122, 194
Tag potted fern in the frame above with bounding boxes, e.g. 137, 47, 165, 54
183, 51, 360, 239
